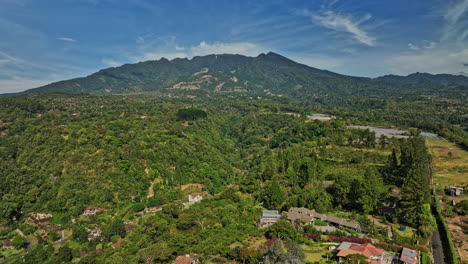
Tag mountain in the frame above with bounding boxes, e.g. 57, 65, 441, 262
14, 52, 468, 98
374, 72, 468, 87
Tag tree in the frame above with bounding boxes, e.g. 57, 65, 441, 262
138, 243, 173, 263
72, 225, 88, 242
106, 219, 126, 239
266, 220, 299, 240
11, 235, 25, 249
263, 180, 285, 210
454, 200, 468, 215
263, 238, 304, 264
343, 254, 368, 264
398, 137, 432, 226
357, 167, 384, 213
56, 246, 73, 263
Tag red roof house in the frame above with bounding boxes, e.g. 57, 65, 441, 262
111, 238, 124, 248
173, 255, 199, 264
337, 242, 385, 264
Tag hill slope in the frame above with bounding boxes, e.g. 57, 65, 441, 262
19, 52, 468, 98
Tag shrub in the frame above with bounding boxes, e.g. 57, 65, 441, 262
176, 108, 207, 121
314, 220, 327, 226
132, 203, 145, 212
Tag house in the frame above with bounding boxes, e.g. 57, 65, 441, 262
1, 239, 14, 250
336, 242, 385, 264
87, 229, 102, 241
145, 206, 162, 213
257, 210, 281, 228
173, 255, 199, 264
188, 194, 204, 203
400, 247, 418, 264
383, 207, 396, 218
447, 186, 464, 196
80, 252, 91, 258
326, 216, 362, 233
111, 238, 124, 248
83, 207, 105, 216
30, 212, 53, 222
287, 207, 326, 225
183, 192, 208, 208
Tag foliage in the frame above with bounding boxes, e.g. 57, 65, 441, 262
176, 108, 207, 121
263, 238, 305, 264
433, 195, 459, 264
266, 220, 299, 240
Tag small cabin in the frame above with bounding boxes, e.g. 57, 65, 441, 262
447, 186, 463, 196
83, 207, 105, 216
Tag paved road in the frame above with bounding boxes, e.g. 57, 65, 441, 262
431, 227, 445, 264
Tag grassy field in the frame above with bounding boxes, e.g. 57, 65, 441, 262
427, 139, 467, 189
393, 225, 416, 238
301, 243, 329, 263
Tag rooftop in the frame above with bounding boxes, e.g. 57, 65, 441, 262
262, 210, 280, 217
401, 247, 418, 264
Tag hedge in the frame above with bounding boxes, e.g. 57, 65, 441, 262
433, 196, 459, 264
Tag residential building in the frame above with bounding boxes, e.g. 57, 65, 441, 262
383, 207, 396, 218
326, 216, 362, 233
173, 255, 199, 264
400, 247, 418, 264
30, 212, 52, 222
447, 186, 464, 196
257, 210, 281, 228
336, 242, 384, 264
188, 194, 204, 203
87, 229, 102, 241
83, 207, 105, 216
145, 206, 162, 213
111, 238, 124, 248
287, 207, 326, 225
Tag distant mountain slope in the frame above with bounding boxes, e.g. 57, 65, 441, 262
17, 52, 468, 98
374, 72, 468, 87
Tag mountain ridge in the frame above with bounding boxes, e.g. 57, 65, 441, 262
6, 52, 468, 97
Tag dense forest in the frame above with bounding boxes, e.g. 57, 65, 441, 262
0, 92, 453, 263
0, 52, 466, 264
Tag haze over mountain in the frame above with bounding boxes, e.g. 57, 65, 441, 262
11, 52, 468, 99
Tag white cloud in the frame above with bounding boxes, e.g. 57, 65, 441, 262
0, 78, 55, 93
408, 43, 419, 50
190, 41, 264, 56
138, 51, 187, 61
388, 47, 468, 75
407, 41, 436, 51
102, 58, 123, 67
57, 37, 76, 42
442, 0, 468, 41
444, 0, 468, 24
289, 54, 344, 70
306, 10, 376, 46
121, 39, 266, 64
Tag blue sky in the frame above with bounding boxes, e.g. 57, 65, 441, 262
1, 0, 468, 93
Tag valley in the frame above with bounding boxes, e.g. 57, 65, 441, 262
0, 54, 466, 264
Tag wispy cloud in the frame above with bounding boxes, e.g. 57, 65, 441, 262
407, 41, 436, 51
111, 35, 267, 64
301, 9, 376, 47
408, 43, 419, 50
58, 37, 76, 42
101, 58, 122, 67
388, 47, 468, 75
0, 78, 56, 93
190, 41, 263, 56
442, 0, 468, 41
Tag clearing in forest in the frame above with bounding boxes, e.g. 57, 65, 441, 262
427, 139, 468, 187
